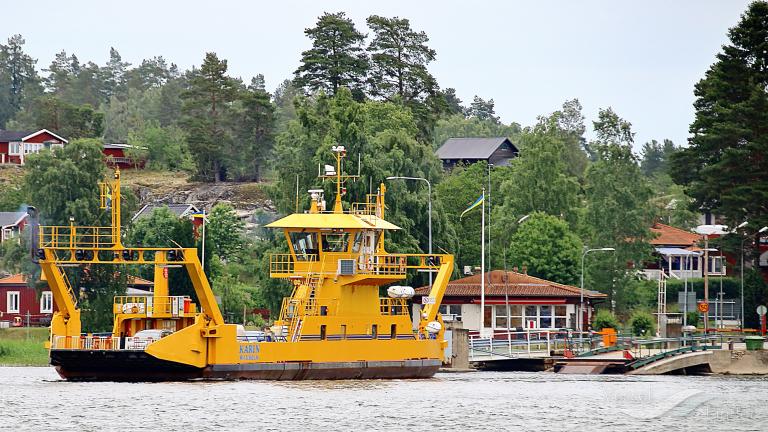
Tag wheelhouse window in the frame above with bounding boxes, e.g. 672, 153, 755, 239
40, 292, 53, 313
289, 231, 318, 261
321, 232, 350, 252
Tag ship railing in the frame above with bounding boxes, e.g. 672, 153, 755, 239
280, 297, 338, 319
270, 253, 319, 277
39, 225, 119, 250
113, 295, 196, 317
270, 253, 448, 278
380, 298, 409, 316
51, 334, 171, 350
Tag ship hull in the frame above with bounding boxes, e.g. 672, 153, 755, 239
50, 349, 440, 381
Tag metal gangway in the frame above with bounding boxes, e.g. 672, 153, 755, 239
468, 329, 594, 362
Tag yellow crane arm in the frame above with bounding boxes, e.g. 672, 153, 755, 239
418, 255, 454, 328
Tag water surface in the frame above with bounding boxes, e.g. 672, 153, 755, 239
1, 367, 765, 431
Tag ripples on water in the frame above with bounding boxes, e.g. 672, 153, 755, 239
1, 367, 766, 431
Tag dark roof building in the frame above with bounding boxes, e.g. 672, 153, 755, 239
0, 129, 68, 165
436, 137, 519, 169
0, 211, 28, 243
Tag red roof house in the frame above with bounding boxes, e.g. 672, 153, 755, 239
413, 270, 606, 333
0, 129, 68, 165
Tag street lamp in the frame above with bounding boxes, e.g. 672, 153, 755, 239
386, 176, 432, 288
579, 247, 616, 333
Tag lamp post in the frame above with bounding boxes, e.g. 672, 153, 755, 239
579, 247, 615, 333
386, 176, 432, 288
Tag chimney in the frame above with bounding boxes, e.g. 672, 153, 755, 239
522, 265, 527, 275
513, 266, 518, 273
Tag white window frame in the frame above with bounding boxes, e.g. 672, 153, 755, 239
9, 142, 21, 155
40, 291, 53, 313
7, 291, 20, 313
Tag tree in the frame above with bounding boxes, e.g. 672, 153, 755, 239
583, 108, 655, 307
442, 88, 464, 116
294, 12, 369, 98
231, 80, 275, 181
0, 35, 41, 126
78, 265, 127, 332
23, 139, 106, 226
43, 50, 78, 95
506, 212, 583, 285
498, 124, 580, 226
671, 1, 768, 255
466, 96, 499, 123
100, 47, 130, 101
366, 15, 437, 103
181, 52, 239, 182
640, 139, 676, 177
17, 96, 104, 139
544, 99, 590, 179
127, 123, 192, 171
206, 203, 246, 263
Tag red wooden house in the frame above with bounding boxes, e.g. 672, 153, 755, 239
103, 143, 145, 169
0, 274, 55, 327
0, 211, 28, 243
0, 129, 68, 165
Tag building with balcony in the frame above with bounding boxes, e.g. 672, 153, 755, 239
103, 143, 145, 169
412, 269, 606, 333
642, 222, 726, 281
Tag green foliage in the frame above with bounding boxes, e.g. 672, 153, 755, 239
686, 311, 700, 327
127, 123, 193, 171
498, 124, 580, 226
12, 96, 104, 138
583, 108, 654, 305
466, 96, 499, 123
507, 212, 583, 285
206, 204, 245, 263
23, 139, 106, 225
640, 139, 677, 177
181, 52, 239, 182
743, 269, 768, 328
593, 310, 620, 330
126, 207, 198, 299
671, 1, 768, 234
366, 15, 437, 103
0, 34, 41, 127
629, 310, 656, 336
77, 265, 127, 333
294, 12, 369, 98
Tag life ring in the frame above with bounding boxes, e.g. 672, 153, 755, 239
131, 305, 139, 314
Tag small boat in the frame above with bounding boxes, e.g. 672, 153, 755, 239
41, 147, 453, 380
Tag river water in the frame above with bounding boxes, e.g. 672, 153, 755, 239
0, 367, 766, 431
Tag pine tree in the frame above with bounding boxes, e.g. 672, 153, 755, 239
671, 1, 768, 249
366, 15, 437, 103
294, 12, 369, 98
0, 35, 41, 126
181, 52, 239, 182
466, 96, 499, 123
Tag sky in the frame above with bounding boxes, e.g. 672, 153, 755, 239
3, 0, 754, 150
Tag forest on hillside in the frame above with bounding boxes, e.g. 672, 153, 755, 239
1, 5, 768, 329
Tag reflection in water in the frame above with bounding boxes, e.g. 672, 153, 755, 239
1, 367, 766, 431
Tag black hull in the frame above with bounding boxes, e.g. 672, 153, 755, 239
50, 350, 441, 381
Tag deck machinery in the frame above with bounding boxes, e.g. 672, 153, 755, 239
43, 148, 453, 380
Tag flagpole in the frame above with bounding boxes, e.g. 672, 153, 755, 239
480, 187, 485, 333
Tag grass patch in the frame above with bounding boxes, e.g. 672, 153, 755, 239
0, 328, 50, 366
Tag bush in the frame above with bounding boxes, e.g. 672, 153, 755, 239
629, 311, 656, 336
593, 310, 620, 330
686, 311, 700, 327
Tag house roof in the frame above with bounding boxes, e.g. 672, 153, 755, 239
650, 222, 702, 247
103, 143, 135, 150
0, 274, 27, 285
22, 129, 68, 143
126, 275, 153, 287
132, 203, 200, 222
0, 130, 34, 142
0, 129, 67, 143
436, 137, 518, 160
0, 212, 27, 228
414, 270, 607, 299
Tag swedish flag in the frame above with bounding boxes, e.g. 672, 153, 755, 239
460, 193, 484, 218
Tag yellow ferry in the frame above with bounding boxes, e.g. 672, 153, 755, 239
41, 146, 453, 380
